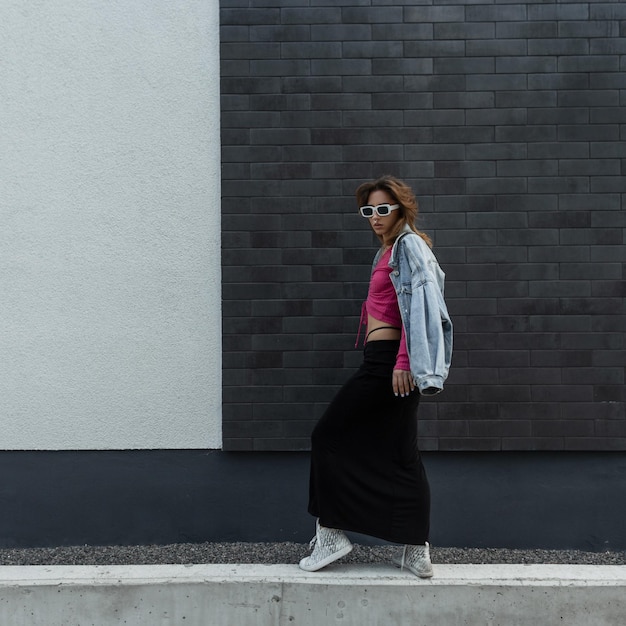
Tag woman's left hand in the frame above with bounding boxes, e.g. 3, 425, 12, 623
393, 369, 415, 397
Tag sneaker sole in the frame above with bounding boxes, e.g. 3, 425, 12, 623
298, 543, 353, 572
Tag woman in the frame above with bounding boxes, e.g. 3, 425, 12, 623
300, 175, 452, 578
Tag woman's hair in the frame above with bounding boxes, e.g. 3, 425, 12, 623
355, 175, 432, 248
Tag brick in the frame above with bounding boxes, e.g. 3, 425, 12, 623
590, 245, 626, 262
282, 76, 342, 93
469, 350, 529, 367
404, 40, 466, 57
528, 107, 589, 126
591, 176, 626, 193
470, 385, 532, 402
434, 91, 495, 109
529, 280, 591, 298
497, 160, 558, 177
404, 109, 464, 127
251, 25, 311, 42
559, 260, 622, 278
466, 143, 527, 160
497, 21, 557, 39
343, 109, 404, 127
405, 5, 465, 22
281, 7, 342, 24
528, 4, 588, 21
560, 228, 622, 245
280, 110, 342, 128
467, 39, 526, 56
282, 42, 341, 59
590, 3, 626, 20
466, 5, 527, 22
533, 420, 595, 438
311, 23, 371, 40
566, 401, 624, 420
595, 419, 626, 438
499, 402, 561, 420
373, 23, 433, 40
342, 6, 404, 24
503, 438, 565, 451
470, 420, 532, 438
372, 57, 433, 75
467, 74, 527, 91
499, 126, 562, 150
435, 126, 495, 143
590, 107, 626, 123
529, 316, 592, 334
559, 89, 619, 108
342, 75, 404, 92
527, 177, 589, 194
313, 58, 373, 75
467, 178, 527, 195
221, 42, 280, 60
467, 246, 527, 264
497, 56, 557, 74
253, 438, 311, 451
529, 73, 589, 91
434, 57, 495, 75
221, 8, 280, 26
436, 161, 496, 179
527, 38, 589, 56
558, 20, 620, 39
528, 142, 589, 159
343, 40, 403, 58
251, 231, 311, 248
497, 90, 557, 108
562, 298, 623, 315
221, 25, 251, 43
251, 0, 308, 6
594, 383, 626, 403
531, 385, 593, 402
497, 298, 559, 315
496, 263, 557, 280
563, 368, 624, 386
529, 212, 590, 229
592, 280, 626, 297
439, 438, 502, 452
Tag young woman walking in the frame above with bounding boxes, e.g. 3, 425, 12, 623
300, 176, 452, 578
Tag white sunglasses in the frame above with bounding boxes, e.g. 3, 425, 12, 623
359, 203, 400, 218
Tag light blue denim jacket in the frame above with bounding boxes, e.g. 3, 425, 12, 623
371, 225, 453, 395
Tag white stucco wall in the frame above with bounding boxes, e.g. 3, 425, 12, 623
0, 1, 222, 449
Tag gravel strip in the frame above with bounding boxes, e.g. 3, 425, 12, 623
0, 543, 624, 567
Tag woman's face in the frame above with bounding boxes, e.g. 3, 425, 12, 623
366, 189, 402, 243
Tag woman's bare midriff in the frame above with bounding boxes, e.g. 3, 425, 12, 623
366, 314, 401, 342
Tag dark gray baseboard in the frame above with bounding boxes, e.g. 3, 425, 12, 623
1, 450, 624, 550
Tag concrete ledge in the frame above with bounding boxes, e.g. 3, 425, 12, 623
0, 564, 625, 625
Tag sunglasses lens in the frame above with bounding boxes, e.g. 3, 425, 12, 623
360, 206, 374, 217
377, 205, 390, 216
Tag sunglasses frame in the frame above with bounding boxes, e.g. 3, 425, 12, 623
359, 203, 401, 218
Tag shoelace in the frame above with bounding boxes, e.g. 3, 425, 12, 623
400, 545, 407, 571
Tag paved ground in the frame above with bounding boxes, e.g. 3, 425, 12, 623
1, 543, 624, 566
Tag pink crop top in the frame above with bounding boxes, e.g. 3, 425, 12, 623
357, 248, 410, 371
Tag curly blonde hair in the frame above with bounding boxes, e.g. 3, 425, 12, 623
355, 175, 432, 248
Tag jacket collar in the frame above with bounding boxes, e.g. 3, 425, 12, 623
388, 225, 414, 266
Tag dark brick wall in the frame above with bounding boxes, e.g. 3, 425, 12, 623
220, 0, 625, 452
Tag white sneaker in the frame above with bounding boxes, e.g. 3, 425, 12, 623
392, 542, 433, 578
299, 520, 353, 572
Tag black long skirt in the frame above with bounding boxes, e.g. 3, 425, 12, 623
308, 340, 430, 545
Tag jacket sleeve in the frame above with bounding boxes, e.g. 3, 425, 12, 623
404, 239, 453, 395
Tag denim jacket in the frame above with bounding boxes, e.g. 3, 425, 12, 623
371, 225, 453, 395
